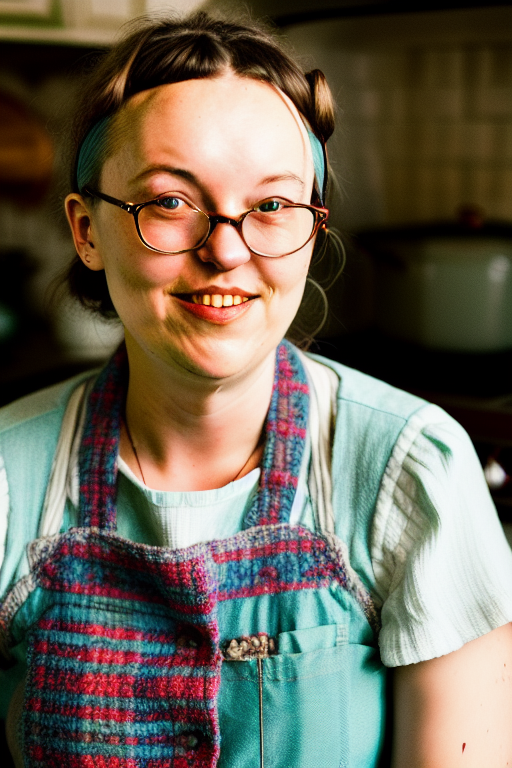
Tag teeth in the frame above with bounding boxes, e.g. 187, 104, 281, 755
191, 294, 250, 307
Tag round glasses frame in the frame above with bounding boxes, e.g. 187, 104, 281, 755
82, 187, 329, 258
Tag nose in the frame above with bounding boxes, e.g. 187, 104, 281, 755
196, 217, 252, 271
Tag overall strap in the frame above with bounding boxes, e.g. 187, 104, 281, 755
243, 340, 309, 528
78, 343, 127, 529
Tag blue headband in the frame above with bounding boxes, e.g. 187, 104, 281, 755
77, 115, 326, 204
306, 128, 326, 205
76, 115, 111, 191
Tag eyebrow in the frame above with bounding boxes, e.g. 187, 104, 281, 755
130, 166, 305, 191
130, 166, 198, 186
258, 173, 305, 190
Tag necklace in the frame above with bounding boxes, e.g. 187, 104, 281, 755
124, 417, 147, 486
123, 417, 262, 488
231, 444, 262, 483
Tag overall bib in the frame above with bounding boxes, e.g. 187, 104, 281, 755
0, 342, 387, 768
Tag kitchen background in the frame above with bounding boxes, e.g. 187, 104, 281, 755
0, 1, 511, 533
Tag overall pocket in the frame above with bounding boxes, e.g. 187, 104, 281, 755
218, 625, 386, 768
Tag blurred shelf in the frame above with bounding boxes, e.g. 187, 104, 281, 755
0, 25, 113, 45
271, 0, 512, 26
0, 0, 205, 46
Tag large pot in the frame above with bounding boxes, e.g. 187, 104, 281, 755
358, 220, 512, 352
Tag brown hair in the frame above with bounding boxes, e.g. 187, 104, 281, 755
67, 11, 336, 318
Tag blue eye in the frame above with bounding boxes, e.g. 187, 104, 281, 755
157, 196, 182, 210
257, 200, 282, 213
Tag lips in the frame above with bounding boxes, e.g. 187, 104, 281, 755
173, 291, 256, 323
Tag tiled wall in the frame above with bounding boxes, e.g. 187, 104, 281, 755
286, 7, 512, 230
361, 44, 512, 224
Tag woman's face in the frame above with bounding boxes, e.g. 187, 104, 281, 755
78, 73, 317, 380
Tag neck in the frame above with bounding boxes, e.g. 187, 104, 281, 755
121, 335, 276, 492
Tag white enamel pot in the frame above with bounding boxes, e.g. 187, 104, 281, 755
358, 222, 512, 352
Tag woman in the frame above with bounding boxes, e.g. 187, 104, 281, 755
1, 13, 512, 768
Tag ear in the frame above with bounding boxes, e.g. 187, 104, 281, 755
64, 193, 105, 271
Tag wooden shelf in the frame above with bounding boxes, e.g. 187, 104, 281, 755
0, 24, 113, 45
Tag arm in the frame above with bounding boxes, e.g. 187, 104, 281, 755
392, 622, 512, 768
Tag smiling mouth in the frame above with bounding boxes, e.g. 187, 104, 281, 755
177, 294, 252, 307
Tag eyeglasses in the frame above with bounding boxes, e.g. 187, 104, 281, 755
82, 187, 329, 258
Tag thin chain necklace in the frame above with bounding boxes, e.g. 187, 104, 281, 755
123, 417, 261, 488
124, 418, 147, 486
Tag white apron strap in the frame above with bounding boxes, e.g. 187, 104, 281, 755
298, 352, 339, 535
38, 380, 90, 538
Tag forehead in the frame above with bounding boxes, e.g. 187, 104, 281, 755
104, 74, 313, 193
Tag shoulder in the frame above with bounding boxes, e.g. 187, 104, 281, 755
0, 371, 96, 439
0, 370, 98, 597
302, 351, 440, 499
302, 351, 473, 594
306, 352, 477, 465
0, 369, 98, 518
304, 351, 426, 422
375, 407, 512, 665
302, 352, 512, 665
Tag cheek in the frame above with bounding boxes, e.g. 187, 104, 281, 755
267, 248, 312, 300
96, 217, 181, 295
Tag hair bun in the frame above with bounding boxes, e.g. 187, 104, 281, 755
305, 69, 335, 142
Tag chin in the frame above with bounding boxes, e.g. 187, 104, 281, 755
172, 336, 277, 382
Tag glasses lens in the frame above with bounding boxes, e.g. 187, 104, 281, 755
242, 203, 316, 257
138, 198, 210, 253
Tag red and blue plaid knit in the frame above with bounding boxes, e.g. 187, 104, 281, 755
78, 342, 128, 531
19, 340, 321, 768
244, 341, 309, 528
23, 530, 222, 768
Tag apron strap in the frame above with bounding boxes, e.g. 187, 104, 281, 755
299, 352, 339, 535
243, 341, 309, 528
78, 343, 128, 530
38, 379, 90, 538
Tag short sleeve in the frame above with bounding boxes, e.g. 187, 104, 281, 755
371, 403, 512, 667
0, 455, 8, 573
